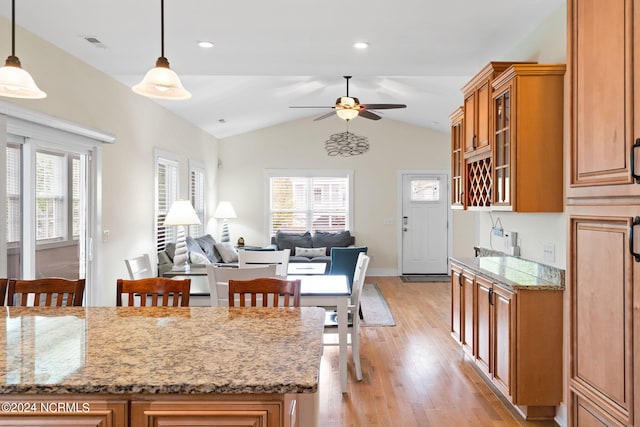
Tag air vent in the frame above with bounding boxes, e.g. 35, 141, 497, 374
83, 35, 106, 49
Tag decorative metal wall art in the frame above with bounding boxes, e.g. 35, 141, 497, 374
325, 131, 369, 156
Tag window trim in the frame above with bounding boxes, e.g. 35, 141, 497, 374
264, 169, 354, 237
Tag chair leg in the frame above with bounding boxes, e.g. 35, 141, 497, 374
352, 331, 362, 381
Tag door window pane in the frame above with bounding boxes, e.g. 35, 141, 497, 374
411, 179, 440, 202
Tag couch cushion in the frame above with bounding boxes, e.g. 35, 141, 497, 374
186, 236, 208, 259
275, 231, 312, 251
295, 246, 326, 257
312, 231, 353, 255
190, 251, 212, 265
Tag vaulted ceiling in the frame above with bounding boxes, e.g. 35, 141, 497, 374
0, 0, 564, 138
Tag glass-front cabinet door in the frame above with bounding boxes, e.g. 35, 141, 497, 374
450, 107, 464, 209
493, 85, 511, 208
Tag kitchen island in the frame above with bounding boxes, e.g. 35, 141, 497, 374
0, 306, 326, 427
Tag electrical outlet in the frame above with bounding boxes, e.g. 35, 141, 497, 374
543, 242, 555, 263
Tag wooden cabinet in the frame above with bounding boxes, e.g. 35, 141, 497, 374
450, 107, 465, 209
0, 397, 127, 427
450, 263, 475, 357
449, 261, 563, 419
452, 61, 564, 211
462, 62, 516, 158
491, 64, 565, 212
567, 1, 640, 426
568, 0, 639, 198
567, 205, 637, 427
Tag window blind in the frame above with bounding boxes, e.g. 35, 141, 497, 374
156, 157, 179, 252
189, 166, 205, 237
35, 151, 65, 242
6, 145, 21, 244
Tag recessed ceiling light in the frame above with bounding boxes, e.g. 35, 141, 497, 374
198, 41, 214, 48
353, 42, 369, 49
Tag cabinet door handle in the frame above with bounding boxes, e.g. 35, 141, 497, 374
458, 273, 463, 287
630, 216, 640, 262
472, 135, 477, 149
632, 139, 640, 183
488, 288, 494, 306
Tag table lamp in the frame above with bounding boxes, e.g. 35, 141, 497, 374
214, 201, 237, 242
163, 200, 201, 271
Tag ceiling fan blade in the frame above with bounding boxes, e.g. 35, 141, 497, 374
314, 111, 337, 121
290, 106, 333, 109
360, 103, 407, 110
359, 110, 382, 120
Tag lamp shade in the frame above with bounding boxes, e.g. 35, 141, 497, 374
214, 201, 237, 219
163, 200, 201, 226
336, 108, 359, 121
132, 57, 191, 100
0, 57, 46, 99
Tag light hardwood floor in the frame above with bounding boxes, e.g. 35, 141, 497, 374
317, 276, 560, 427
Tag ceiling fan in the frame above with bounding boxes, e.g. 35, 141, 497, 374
290, 76, 407, 122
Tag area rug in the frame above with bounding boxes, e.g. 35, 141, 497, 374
360, 283, 395, 327
401, 275, 451, 283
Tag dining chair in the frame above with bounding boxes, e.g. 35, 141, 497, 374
0, 278, 7, 306
228, 277, 301, 307
329, 246, 368, 287
324, 252, 370, 381
206, 264, 278, 307
116, 277, 191, 307
238, 248, 291, 277
7, 278, 86, 306
125, 254, 154, 280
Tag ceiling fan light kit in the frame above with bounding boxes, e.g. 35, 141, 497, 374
0, 0, 46, 99
132, 0, 191, 100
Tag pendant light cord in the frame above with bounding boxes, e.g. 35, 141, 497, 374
10, 0, 15, 57
160, 0, 164, 58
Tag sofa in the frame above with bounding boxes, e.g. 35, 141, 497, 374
267, 230, 356, 272
158, 234, 239, 275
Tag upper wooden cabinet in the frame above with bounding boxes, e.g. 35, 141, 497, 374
568, 0, 640, 198
462, 62, 518, 158
491, 64, 565, 212
450, 107, 465, 209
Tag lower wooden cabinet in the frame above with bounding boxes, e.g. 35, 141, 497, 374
0, 393, 305, 427
0, 397, 127, 427
450, 264, 475, 356
450, 261, 563, 419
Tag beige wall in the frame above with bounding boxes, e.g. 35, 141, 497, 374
218, 116, 458, 275
0, 17, 219, 305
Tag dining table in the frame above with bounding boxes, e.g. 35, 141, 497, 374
289, 274, 351, 394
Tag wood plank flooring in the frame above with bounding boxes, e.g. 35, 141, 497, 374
317, 276, 560, 427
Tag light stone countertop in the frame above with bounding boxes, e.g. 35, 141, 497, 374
0, 306, 326, 395
450, 256, 565, 291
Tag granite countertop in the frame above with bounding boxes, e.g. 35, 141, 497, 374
450, 256, 565, 291
0, 306, 326, 395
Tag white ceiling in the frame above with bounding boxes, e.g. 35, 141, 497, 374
0, 0, 564, 139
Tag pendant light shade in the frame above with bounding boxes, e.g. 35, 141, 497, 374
0, 0, 46, 99
133, 0, 191, 100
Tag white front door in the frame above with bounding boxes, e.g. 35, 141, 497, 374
401, 173, 449, 274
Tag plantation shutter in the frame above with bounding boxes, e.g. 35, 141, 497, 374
35, 151, 65, 242
189, 166, 205, 237
6, 145, 21, 244
156, 157, 179, 252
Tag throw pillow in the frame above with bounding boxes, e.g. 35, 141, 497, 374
312, 230, 353, 255
295, 246, 326, 258
189, 251, 211, 265
214, 242, 239, 263
194, 234, 219, 263
275, 231, 312, 251
186, 236, 208, 260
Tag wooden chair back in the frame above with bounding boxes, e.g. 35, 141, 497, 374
0, 278, 7, 306
228, 277, 301, 307
7, 278, 86, 306
206, 264, 278, 307
125, 254, 154, 279
116, 277, 191, 307
238, 249, 291, 277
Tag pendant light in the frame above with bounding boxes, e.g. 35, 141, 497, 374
0, 0, 46, 99
132, 0, 191, 100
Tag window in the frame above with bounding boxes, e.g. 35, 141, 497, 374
155, 154, 179, 252
411, 178, 440, 202
267, 170, 352, 237
6, 144, 21, 245
189, 161, 206, 237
